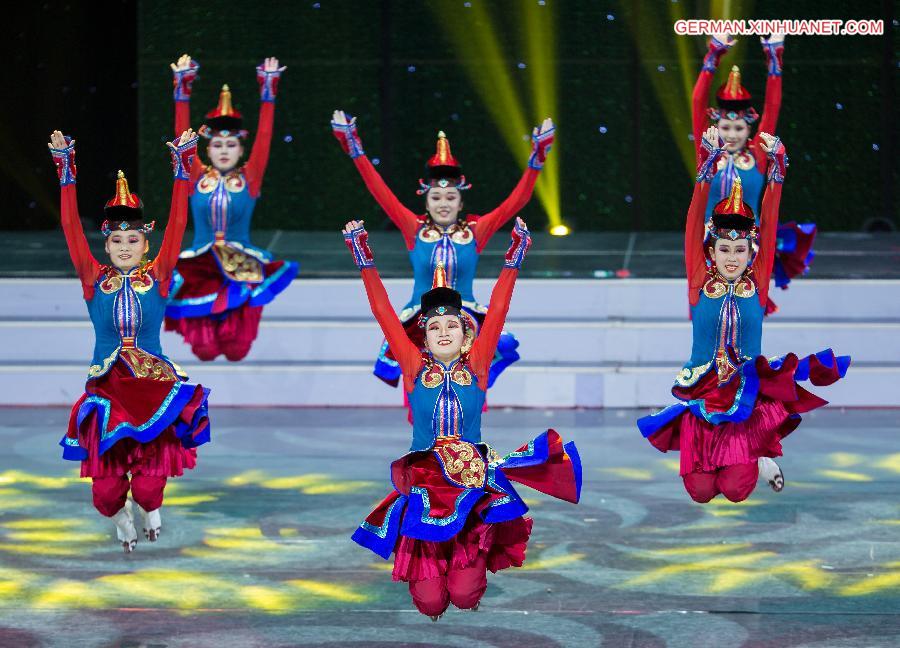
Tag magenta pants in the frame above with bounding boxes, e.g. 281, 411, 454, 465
407, 554, 488, 616
91, 474, 167, 517
682, 461, 759, 503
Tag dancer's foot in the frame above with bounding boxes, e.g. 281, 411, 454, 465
111, 503, 138, 553
470, 601, 480, 612
758, 457, 784, 492
140, 507, 162, 542
429, 614, 441, 622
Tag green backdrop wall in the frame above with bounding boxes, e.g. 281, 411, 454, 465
129, 1, 893, 233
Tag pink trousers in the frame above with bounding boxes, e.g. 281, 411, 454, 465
407, 554, 488, 616
682, 461, 759, 503
91, 474, 167, 517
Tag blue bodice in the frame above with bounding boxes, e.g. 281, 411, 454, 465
406, 225, 479, 312
84, 268, 181, 380
687, 282, 764, 369
408, 358, 485, 452
184, 168, 271, 262
706, 154, 765, 225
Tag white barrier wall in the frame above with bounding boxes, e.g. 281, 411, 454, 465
1, 278, 896, 408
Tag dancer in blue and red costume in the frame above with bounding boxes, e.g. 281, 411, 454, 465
638, 127, 849, 503
342, 217, 581, 620
47, 128, 211, 552
693, 33, 816, 313
332, 110, 554, 391
164, 54, 299, 361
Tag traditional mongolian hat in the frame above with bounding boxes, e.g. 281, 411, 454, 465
417, 132, 472, 195
199, 85, 248, 139
420, 263, 463, 323
101, 171, 154, 236
707, 66, 759, 124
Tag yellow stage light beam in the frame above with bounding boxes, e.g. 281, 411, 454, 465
621, 0, 696, 176
524, 1, 563, 230
622, 0, 755, 178
431, 0, 562, 230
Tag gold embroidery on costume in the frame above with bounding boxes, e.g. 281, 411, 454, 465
715, 348, 738, 384
420, 362, 474, 389
119, 348, 177, 382
716, 150, 755, 172
703, 272, 756, 300
675, 361, 713, 387
197, 168, 246, 194
434, 439, 486, 488
212, 244, 264, 283
98, 266, 155, 295
418, 222, 474, 245
88, 347, 120, 378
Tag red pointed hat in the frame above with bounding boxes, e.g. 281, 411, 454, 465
104, 170, 142, 213
101, 170, 154, 236
709, 176, 757, 241
716, 66, 752, 105
200, 84, 247, 138
708, 66, 758, 123
420, 262, 462, 318
417, 131, 472, 194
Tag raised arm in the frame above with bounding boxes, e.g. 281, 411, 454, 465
692, 36, 733, 160
244, 57, 285, 198
332, 110, 419, 249
469, 219, 531, 385
343, 221, 422, 384
171, 54, 203, 183
752, 133, 787, 307
687, 127, 725, 305
154, 130, 199, 295
753, 35, 785, 170
471, 119, 553, 252
48, 132, 100, 297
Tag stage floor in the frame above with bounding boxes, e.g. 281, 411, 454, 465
0, 407, 898, 647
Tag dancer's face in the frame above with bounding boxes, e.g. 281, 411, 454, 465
424, 314, 465, 363
105, 231, 148, 271
717, 118, 750, 153
426, 187, 462, 227
709, 239, 751, 281
207, 135, 244, 173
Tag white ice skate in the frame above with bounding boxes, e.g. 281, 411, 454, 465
111, 501, 138, 553
139, 507, 162, 542
758, 457, 785, 492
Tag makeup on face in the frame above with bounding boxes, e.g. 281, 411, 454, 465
717, 118, 750, 152
208, 136, 243, 172
105, 232, 148, 271
427, 188, 462, 226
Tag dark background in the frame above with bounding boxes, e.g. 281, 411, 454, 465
3, 0, 896, 235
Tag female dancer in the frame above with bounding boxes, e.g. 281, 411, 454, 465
331, 110, 554, 389
693, 34, 815, 310
343, 217, 581, 620
163, 54, 299, 361
48, 128, 211, 552
638, 128, 849, 503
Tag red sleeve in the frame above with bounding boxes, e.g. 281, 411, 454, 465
60, 184, 100, 298
175, 99, 202, 183
469, 267, 518, 387
753, 181, 782, 308
692, 70, 714, 161
175, 99, 190, 137
360, 267, 422, 390
753, 74, 783, 171
153, 179, 190, 297
352, 155, 419, 250
245, 101, 275, 198
686, 181, 712, 307
473, 167, 539, 253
